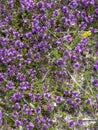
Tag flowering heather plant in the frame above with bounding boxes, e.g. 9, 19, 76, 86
0, 0, 98, 129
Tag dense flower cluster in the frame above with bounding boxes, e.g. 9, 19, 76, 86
0, 0, 98, 129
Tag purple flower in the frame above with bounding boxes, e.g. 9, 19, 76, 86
86, 99, 92, 105
66, 98, 73, 104
16, 73, 26, 81
22, 118, 27, 124
35, 107, 41, 115
79, 22, 87, 30
11, 92, 23, 102
37, 1, 44, 8
68, 120, 76, 128
73, 63, 80, 70
24, 58, 31, 64
90, 27, 98, 33
7, 65, 18, 76
35, 93, 41, 99
75, 98, 81, 104
6, 81, 14, 89
69, 0, 78, 9
56, 58, 66, 68
91, 79, 98, 87
19, 81, 31, 90
71, 102, 77, 109
0, 73, 5, 82
28, 69, 36, 78
72, 91, 79, 97
53, 10, 59, 17
38, 41, 49, 51
26, 122, 34, 130
46, 104, 54, 111
25, 108, 32, 115
64, 90, 70, 95
71, 55, 77, 61
0, 111, 2, 119
44, 93, 51, 99
42, 124, 49, 130
15, 120, 22, 126
63, 50, 71, 59
80, 38, 88, 44
15, 40, 24, 48
55, 96, 63, 103
29, 92, 35, 101
12, 102, 21, 110
12, 112, 18, 118
23, 104, 32, 115
77, 119, 83, 126
61, 5, 69, 15
63, 34, 72, 43
94, 60, 98, 70
34, 117, 40, 122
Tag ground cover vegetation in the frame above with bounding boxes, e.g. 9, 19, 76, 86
0, 0, 98, 129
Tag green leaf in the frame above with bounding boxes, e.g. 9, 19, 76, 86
51, 49, 60, 59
